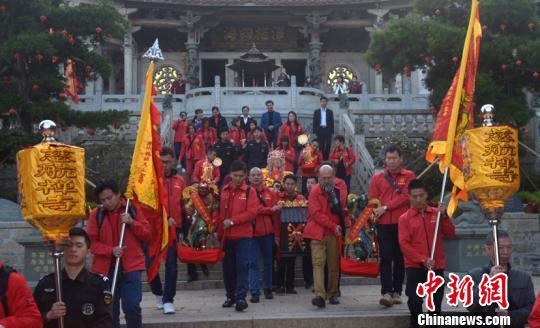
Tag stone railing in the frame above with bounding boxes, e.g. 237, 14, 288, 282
350, 107, 434, 138
339, 112, 375, 194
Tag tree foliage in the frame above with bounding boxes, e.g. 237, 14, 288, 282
366, 0, 538, 126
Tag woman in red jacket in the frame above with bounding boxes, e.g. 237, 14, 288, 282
278, 111, 305, 149
198, 118, 217, 148
529, 293, 540, 328
179, 123, 206, 185
329, 135, 356, 192
229, 118, 246, 147
276, 135, 297, 173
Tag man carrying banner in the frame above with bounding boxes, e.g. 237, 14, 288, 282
86, 180, 151, 328
368, 145, 415, 307
220, 160, 259, 312
398, 179, 455, 328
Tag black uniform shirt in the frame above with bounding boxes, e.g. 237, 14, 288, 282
33, 267, 112, 328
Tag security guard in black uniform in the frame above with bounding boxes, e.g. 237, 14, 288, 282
33, 227, 112, 328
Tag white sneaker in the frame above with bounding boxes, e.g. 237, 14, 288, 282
155, 295, 163, 310
163, 302, 175, 314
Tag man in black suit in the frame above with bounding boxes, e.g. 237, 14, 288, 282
312, 96, 334, 160
238, 105, 254, 134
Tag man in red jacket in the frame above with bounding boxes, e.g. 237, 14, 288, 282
304, 165, 347, 308
147, 147, 185, 314
220, 160, 259, 312
172, 111, 188, 160
0, 262, 42, 328
86, 179, 151, 328
398, 179, 455, 327
192, 147, 220, 185
247, 167, 279, 303
329, 135, 356, 192
368, 145, 415, 307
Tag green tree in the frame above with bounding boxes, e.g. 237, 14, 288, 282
366, 0, 538, 126
0, 0, 129, 162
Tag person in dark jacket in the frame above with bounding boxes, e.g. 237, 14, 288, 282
244, 127, 269, 170
260, 100, 282, 148
467, 230, 535, 328
34, 228, 112, 328
214, 128, 242, 184
312, 97, 334, 160
209, 106, 228, 132
238, 106, 254, 134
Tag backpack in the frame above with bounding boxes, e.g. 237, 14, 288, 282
0, 265, 15, 316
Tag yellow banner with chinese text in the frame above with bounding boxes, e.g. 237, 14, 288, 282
462, 126, 520, 209
17, 142, 85, 242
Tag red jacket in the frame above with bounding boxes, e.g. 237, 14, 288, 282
298, 150, 323, 177
219, 183, 260, 239
329, 146, 356, 176
252, 185, 279, 237
198, 127, 217, 148
247, 131, 268, 144
368, 168, 415, 225
529, 292, 540, 328
172, 120, 188, 143
179, 133, 206, 162
229, 127, 246, 146
276, 146, 296, 172
192, 159, 221, 184
164, 172, 185, 228
304, 183, 348, 241
86, 199, 152, 275
398, 206, 455, 270
278, 123, 305, 148
0, 262, 42, 328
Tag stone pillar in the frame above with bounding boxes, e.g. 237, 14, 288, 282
375, 70, 383, 94
308, 41, 323, 89
108, 69, 116, 94
179, 11, 209, 89
185, 41, 200, 88
123, 32, 133, 95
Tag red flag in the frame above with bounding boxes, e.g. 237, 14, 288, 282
425, 0, 482, 215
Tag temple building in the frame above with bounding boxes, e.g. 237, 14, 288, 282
75, 0, 429, 98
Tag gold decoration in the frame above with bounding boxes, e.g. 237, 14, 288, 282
17, 142, 86, 242
277, 199, 308, 208
153, 65, 179, 95
327, 66, 354, 89
462, 125, 520, 210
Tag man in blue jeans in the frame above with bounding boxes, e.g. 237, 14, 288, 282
248, 167, 280, 302
220, 160, 260, 311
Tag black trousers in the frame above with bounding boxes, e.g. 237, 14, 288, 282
377, 224, 404, 295
405, 268, 444, 328
276, 257, 296, 290
316, 127, 332, 160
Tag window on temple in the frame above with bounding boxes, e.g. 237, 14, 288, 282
154, 65, 179, 95
327, 66, 354, 88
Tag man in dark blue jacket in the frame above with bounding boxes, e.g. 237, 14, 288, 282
260, 100, 282, 148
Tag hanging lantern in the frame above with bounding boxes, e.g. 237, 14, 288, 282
452, 56, 459, 65
35, 53, 44, 63
113, 122, 120, 130
68, 35, 75, 46
528, 22, 536, 31
14, 52, 21, 62
499, 23, 507, 32
516, 59, 523, 66
375, 63, 382, 74
533, 72, 539, 79
8, 108, 17, 115
501, 63, 508, 71
462, 104, 520, 265
424, 55, 432, 63
32, 84, 40, 93
95, 26, 102, 34
17, 120, 86, 243
39, 15, 47, 24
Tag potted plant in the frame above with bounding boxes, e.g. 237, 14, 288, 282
517, 191, 538, 213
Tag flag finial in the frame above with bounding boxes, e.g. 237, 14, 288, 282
143, 39, 164, 61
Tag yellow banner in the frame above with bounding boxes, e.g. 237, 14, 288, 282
462, 126, 520, 209
17, 142, 86, 241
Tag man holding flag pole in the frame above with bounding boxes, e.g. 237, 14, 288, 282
87, 39, 169, 328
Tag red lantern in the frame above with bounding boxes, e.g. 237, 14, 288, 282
533, 72, 539, 79
32, 84, 40, 92
39, 15, 47, 24
52, 55, 60, 64
500, 23, 507, 32
61, 29, 68, 38
0, 5, 6, 13
48, 28, 54, 35
58, 92, 67, 101
95, 26, 102, 34
35, 53, 44, 63
516, 59, 523, 66
375, 63, 381, 73
14, 52, 21, 62
114, 122, 120, 130
86, 128, 95, 137
68, 35, 75, 46
452, 56, 459, 64
424, 55, 432, 63
501, 63, 508, 71
8, 108, 16, 115
434, 8, 441, 16
403, 66, 411, 77
528, 22, 536, 31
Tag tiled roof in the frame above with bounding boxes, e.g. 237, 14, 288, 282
147, 0, 376, 6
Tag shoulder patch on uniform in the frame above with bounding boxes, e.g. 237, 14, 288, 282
82, 303, 95, 316
100, 274, 109, 282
